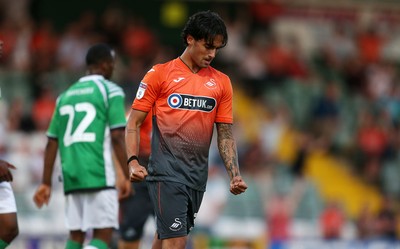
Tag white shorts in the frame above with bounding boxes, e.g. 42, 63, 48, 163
0, 182, 17, 213
65, 189, 119, 231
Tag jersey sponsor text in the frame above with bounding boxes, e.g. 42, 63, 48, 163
167, 93, 216, 112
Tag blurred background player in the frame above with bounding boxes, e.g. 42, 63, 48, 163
33, 43, 131, 249
117, 113, 153, 249
0, 40, 19, 249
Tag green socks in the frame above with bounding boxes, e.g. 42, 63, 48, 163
65, 239, 82, 249
65, 238, 108, 249
88, 239, 108, 249
0, 240, 9, 249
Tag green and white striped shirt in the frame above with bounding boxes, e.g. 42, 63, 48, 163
47, 75, 126, 194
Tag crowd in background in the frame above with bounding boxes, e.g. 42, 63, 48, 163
2, 0, 400, 247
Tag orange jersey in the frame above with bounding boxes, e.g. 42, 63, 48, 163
132, 58, 233, 191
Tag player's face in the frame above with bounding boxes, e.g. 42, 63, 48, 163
103, 54, 115, 80
188, 35, 224, 70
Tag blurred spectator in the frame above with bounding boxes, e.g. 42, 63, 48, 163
356, 24, 386, 65
266, 193, 291, 248
310, 82, 341, 149
56, 16, 94, 71
354, 110, 389, 184
217, 11, 247, 69
31, 85, 56, 131
0, 19, 18, 67
121, 16, 156, 63
374, 196, 398, 240
238, 33, 268, 98
320, 200, 345, 240
285, 35, 309, 81
384, 82, 400, 126
262, 33, 292, 85
364, 62, 395, 103
291, 133, 314, 178
323, 23, 356, 66
248, 0, 284, 32
266, 172, 307, 248
195, 164, 229, 235
30, 20, 59, 74
7, 98, 35, 133
260, 103, 291, 164
29, 20, 59, 98
8, 19, 33, 72
342, 55, 367, 96
99, 5, 126, 48
355, 202, 375, 240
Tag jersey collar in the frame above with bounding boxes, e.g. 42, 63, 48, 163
79, 74, 105, 82
176, 57, 204, 74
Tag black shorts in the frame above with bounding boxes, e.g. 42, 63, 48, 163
119, 180, 154, 241
147, 181, 204, 239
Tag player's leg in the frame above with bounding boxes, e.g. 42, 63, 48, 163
82, 189, 119, 249
0, 182, 19, 249
150, 233, 161, 249
159, 236, 187, 249
150, 233, 187, 249
0, 213, 18, 249
65, 193, 86, 249
66, 230, 85, 249
86, 228, 114, 249
118, 240, 140, 249
118, 181, 153, 249
147, 181, 202, 249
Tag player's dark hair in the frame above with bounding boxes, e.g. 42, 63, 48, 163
181, 10, 228, 48
85, 43, 113, 66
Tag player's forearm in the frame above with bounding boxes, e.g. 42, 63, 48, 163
42, 138, 58, 186
216, 123, 241, 180
125, 119, 140, 159
218, 139, 241, 179
111, 129, 129, 178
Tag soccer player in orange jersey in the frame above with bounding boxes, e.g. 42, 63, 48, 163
125, 10, 248, 249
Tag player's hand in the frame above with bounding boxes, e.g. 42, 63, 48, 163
0, 160, 16, 182
230, 176, 248, 195
129, 163, 148, 182
33, 184, 51, 208
118, 179, 132, 200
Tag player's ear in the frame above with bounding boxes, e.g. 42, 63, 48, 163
187, 35, 195, 46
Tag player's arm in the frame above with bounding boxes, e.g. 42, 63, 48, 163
125, 109, 148, 182
216, 123, 247, 195
33, 137, 58, 208
111, 128, 132, 199
111, 128, 129, 178
113, 153, 135, 199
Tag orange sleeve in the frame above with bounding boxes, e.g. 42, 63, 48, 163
132, 66, 162, 112
215, 74, 233, 124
